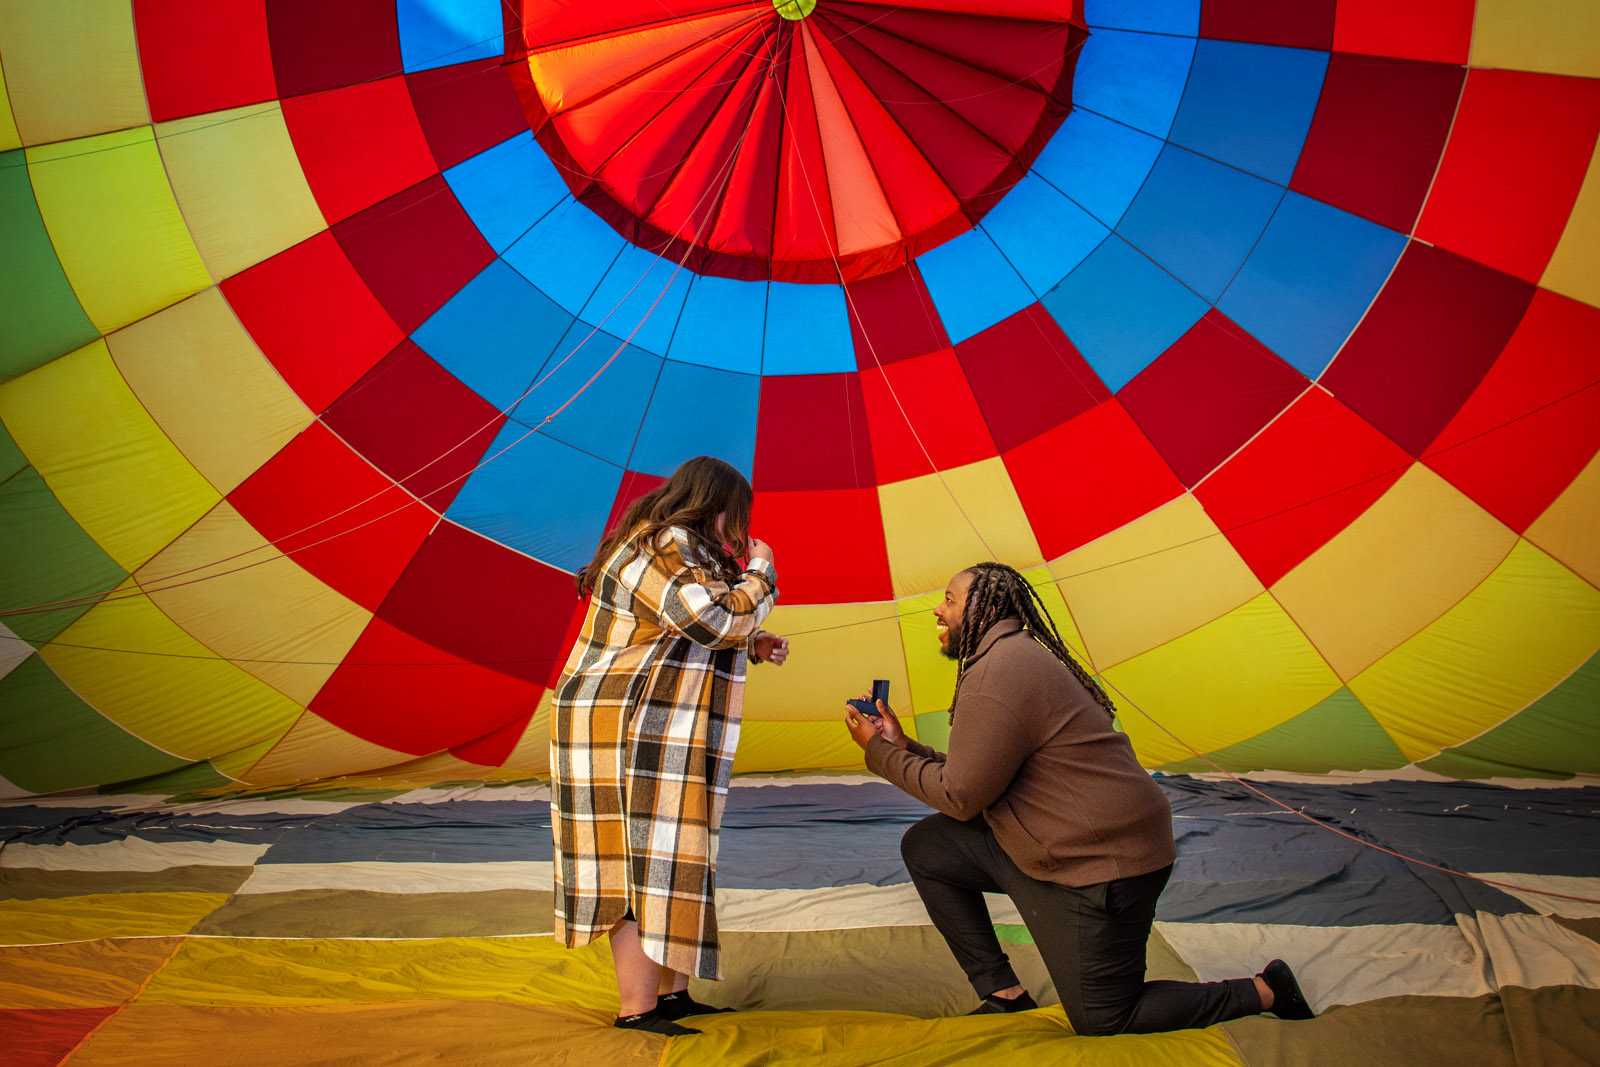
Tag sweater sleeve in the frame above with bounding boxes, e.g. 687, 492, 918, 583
650, 531, 776, 651
864, 686, 1029, 820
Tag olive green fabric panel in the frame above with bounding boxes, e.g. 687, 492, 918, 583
0, 465, 127, 644
1223, 993, 1516, 1067
1500, 985, 1600, 1067
1157, 689, 1409, 775
0, 419, 26, 482
1420, 653, 1600, 780
0, 866, 255, 901
190, 889, 557, 939
0, 150, 98, 380
0, 654, 186, 793
104, 759, 234, 797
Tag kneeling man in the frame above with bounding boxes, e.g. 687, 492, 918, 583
844, 562, 1313, 1035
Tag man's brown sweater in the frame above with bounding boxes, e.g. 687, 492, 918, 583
865, 618, 1176, 887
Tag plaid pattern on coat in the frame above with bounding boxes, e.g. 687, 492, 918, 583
551, 526, 776, 979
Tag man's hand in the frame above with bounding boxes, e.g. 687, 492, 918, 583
844, 698, 908, 750
753, 631, 789, 665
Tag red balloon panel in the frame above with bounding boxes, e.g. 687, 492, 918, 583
847, 264, 950, 367
753, 373, 875, 492
1289, 52, 1463, 234
1201, 0, 1336, 50
282, 77, 439, 225
753, 487, 893, 605
1415, 69, 1600, 284
222, 231, 402, 415
861, 349, 996, 485
133, 0, 276, 123
228, 422, 437, 613
266, 0, 401, 100
322, 340, 504, 514
333, 174, 495, 333
1196, 389, 1410, 586
312, 617, 543, 755
376, 520, 578, 688
955, 305, 1108, 454
406, 57, 529, 173
1426, 290, 1600, 531
1005, 401, 1184, 561
1119, 310, 1308, 488
1322, 241, 1535, 458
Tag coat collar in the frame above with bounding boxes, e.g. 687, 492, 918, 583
967, 617, 1023, 666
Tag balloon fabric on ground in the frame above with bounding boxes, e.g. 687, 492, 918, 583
0, 1, 1598, 1064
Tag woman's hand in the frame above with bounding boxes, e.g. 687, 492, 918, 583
754, 631, 789, 665
748, 537, 774, 565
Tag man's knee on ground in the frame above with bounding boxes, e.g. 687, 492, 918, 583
1070, 1001, 1133, 1038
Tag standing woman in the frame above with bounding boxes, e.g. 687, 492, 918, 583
552, 456, 787, 1037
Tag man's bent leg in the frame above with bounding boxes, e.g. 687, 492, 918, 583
901, 814, 1020, 998
1081, 866, 1258, 1034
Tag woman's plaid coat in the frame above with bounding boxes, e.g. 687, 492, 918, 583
550, 526, 776, 978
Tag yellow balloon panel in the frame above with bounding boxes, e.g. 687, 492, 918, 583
897, 586, 959, 720
498, 689, 555, 776
39, 578, 304, 762
1050, 494, 1261, 669
1470, 0, 1600, 77
209, 736, 282, 785
1541, 138, 1600, 307
0, 0, 147, 145
877, 456, 1043, 600
1273, 465, 1518, 680
26, 128, 212, 333
745, 601, 908, 722
134, 502, 370, 707
1526, 451, 1600, 587
1102, 592, 1343, 766
155, 104, 326, 283
243, 709, 416, 787
107, 288, 312, 496
1351, 539, 1600, 763
0, 340, 220, 571
732, 719, 869, 775
0, 53, 21, 151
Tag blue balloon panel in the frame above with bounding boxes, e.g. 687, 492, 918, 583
1116, 145, 1285, 302
445, 133, 568, 254
413, 259, 574, 412
1070, 27, 1196, 140
982, 173, 1110, 296
514, 325, 662, 468
1042, 235, 1209, 392
1032, 109, 1163, 230
916, 228, 1036, 345
763, 282, 854, 375
503, 199, 627, 316
668, 276, 766, 375
1168, 40, 1329, 184
1219, 193, 1408, 380
397, 0, 503, 74
580, 245, 694, 357
1084, 0, 1199, 36
630, 360, 760, 478
446, 426, 623, 572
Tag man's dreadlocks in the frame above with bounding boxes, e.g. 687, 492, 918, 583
948, 562, 1117, 721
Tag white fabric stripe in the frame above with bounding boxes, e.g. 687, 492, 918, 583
0, 839, 272, 871
238, 861, 555, 895
1460, 911, 1600, 991
1470, 872, 1600, 918
384, 784, 552, 805
715, 883, 1021, 931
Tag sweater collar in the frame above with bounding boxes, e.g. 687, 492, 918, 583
967, 617, 1023, 666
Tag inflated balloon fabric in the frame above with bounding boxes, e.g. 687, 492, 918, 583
1, 0, 1597, 798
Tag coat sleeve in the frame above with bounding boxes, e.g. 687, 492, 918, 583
865, 678, 1028, 820
646, 529, 776, 651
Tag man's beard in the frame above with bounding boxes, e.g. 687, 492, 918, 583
938, 618, 965, 661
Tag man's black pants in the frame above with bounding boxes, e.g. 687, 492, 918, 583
901, 813, 1261, 1036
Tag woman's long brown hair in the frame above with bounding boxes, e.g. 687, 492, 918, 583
575, 456, 754, 596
